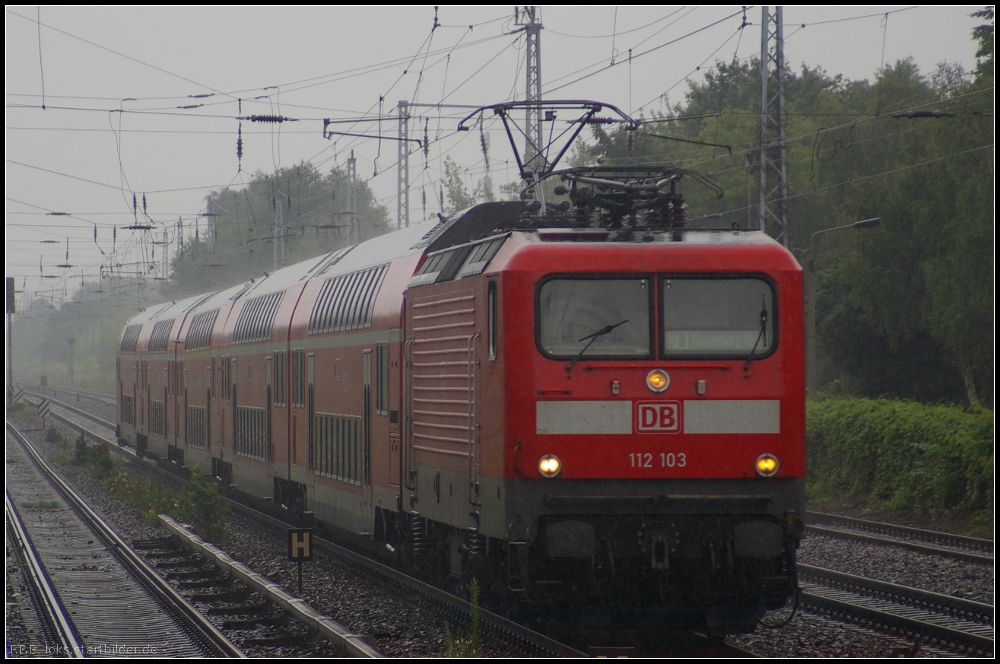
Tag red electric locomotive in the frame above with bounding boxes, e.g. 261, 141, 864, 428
118, 105, 804, 637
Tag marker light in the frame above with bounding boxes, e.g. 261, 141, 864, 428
755, 453, 780, 477
646, 369, 670, 393
538, 454, 562, 478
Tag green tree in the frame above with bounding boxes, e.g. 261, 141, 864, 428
170, 162, 390, 298
972, 7, 995, 77
12, 281, 139, 393
829, 52, 993, 407
568, 40, 993, 407
11, 161, 393, 396
442, 156, 485, 213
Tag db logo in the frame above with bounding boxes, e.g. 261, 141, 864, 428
635, 401, 682, 433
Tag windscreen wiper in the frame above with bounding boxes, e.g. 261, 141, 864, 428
743, 298, 768, 372
566, 319, 629, 375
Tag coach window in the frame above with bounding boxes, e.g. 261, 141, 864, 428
660, 276, 776, 358
537, 277, 653, 359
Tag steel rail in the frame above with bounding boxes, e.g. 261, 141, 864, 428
798, 563, 993, 655
5, 489, 85, 658
226, 499, 589, 657
25, 390, 117, 432
32, 386, 723, 657
26, 397, 577, 657
6, 422, 246, 658
18, 382, 116, 404
806, 511, 992, 564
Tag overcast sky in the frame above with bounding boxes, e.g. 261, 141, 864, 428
5, 6, 984, 308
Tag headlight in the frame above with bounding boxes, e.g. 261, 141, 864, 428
538, 454, 562, 478
646, 369, 670, 393
755, 453, 779, 477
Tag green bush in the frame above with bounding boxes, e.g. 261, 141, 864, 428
107, 468, 174, 525
175, 465, 231, 540
74, 432, 89, 465
72, 433, 116, 478
807, 398, 993, 511
45, 426, 65, 446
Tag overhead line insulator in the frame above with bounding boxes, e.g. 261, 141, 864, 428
582, 116, 625, 125
243, 114, 296, 123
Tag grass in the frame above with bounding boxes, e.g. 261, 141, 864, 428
444, 577, 480, 657
6, 402, 35, 420
48, 451, 73, 465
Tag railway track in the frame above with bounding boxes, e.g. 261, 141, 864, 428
6, 490, 83, 658
806, 510, 993, 563
798, 563, 993, 656
5, 424, 241, 658
131, 519, 381, 657
18, 383, 116, 407
10, 394, 586, 657
22, 389, 118, 440
160, 495, 750, 658
148, 509, 585, 657
24, 386, 992, 657
8, 409, 370, 657
793, 510, 994, 656
727, 510, 993, 656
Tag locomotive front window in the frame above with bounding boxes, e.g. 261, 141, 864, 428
538, 278, 652, 358
661, 277, 776, 358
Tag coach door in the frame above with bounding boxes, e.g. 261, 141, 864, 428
266, 357, 273, 464
306, 354, 314, 475
362, 350, 374, 534
182, 368, 188, 448
206, 366, 212, 451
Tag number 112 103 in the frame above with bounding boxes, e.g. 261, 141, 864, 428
629, 452, 687, 468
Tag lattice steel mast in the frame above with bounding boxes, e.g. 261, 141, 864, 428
757, 6, 788, 245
